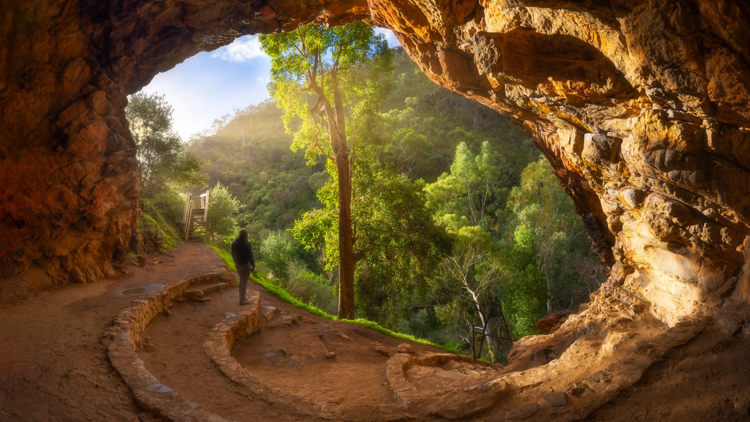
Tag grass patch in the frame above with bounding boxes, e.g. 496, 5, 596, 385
138, 215, 177, 250
251, 272, 336, 320
209, 242, 461, 355
140, 198, 183, 245
344, 318, 460, 353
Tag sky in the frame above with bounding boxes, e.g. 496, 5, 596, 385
138, 29, 400, 140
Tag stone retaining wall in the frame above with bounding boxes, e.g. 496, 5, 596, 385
105, 270, 234, 422
201, 292, 338, 420
203, 291, 262, 385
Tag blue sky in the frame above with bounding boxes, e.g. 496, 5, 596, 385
138, 29, 400, 140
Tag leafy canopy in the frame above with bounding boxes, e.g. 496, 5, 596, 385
260, 23, 393, 161
126, 92, 207, 195
207, 182, 240, 240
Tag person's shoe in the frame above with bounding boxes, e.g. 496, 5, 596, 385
239, 299, 251, 306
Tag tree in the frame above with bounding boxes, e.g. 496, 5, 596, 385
260, 231, 297, 282
126, 92, 206, 196
260, 23, 394, 319
506, 158, 601, 313
426, 141, 510, 229
499, 224, 547, 338
291, 157, 452, 325
426, 141, 515, 361
206, 182, 239, 241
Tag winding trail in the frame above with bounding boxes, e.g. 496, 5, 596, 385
2, 242, 750, 422
0, 243, 225, 421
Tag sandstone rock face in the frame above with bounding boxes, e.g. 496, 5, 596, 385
372, 1, 750, 326
2, 0, 750, 329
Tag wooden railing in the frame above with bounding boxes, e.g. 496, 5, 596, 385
182, 190, 210, 242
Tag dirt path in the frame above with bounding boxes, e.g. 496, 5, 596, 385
0, 243, 225, 421
0, 242, 447, 422
2, 242, 749, 422
139, 270, 446, 422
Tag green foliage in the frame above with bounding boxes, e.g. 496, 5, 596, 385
144, 185, 187, 229
261, 23, 397, 318
500, 225, 547, 338
260, 231, 297, 282
139, 196, 183, 244
507, 158, 603, 312
206, 182, 240, 241
126, 92, 207, 196
427, 141, 510, 230
376, 49, 538, 183
138, 214, 176, 251
260, 23, 393, 155
292, 158, 453, 327
287, 267, 338, 315
395, 308, 434, 338
194, 44, 582, 360
209, 242, 456, 352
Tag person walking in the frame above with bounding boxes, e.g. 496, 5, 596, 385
231, 228, 256, 305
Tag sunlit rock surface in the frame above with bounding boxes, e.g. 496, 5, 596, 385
2, 0, 749, 328
2, 0, 750, 419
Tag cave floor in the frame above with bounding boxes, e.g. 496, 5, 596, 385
137, 266, 452, 422
1, 242, 750, 421
586, 316, 750, 422
0, 242, 227, 421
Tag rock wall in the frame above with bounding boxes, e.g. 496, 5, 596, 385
2, 0, 750, 325
372, 0, 750, 325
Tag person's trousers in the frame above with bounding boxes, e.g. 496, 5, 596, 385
237, 263, 252, 302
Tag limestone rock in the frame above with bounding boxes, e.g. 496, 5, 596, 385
542, 391, 567, 407
300, 316, 316, 324
280, 315, 293, 327
396, 343, 415, 354
371, 342, 390, 357
536, 310, 574, 334
1, 0, 749, 370
263, 306, 279, 322
183, 290, 205, 301
505, 403, 540, 420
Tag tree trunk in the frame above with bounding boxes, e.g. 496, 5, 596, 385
336, 147, 356, 319
312, 75, 357, 320
546, 276, 553, 314
334, 70, 356, 319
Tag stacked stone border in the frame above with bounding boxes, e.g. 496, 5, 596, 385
202, 291, 339, 420
105, 270, 234, 422
202, 291, 263, 386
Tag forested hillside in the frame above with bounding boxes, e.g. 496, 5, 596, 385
181, 47, 605, 362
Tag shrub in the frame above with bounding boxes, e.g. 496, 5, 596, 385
287, 267, 338, 315
260, 231, 296, 282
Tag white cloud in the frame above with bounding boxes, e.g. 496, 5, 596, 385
256, 76, 270, 84
211, 35, 267, 63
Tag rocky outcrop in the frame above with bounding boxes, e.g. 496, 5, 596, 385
380, 1, 750, 326
2, 0, 750, 329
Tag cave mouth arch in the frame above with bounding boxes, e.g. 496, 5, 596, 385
3, 0, 750, 419
2, 0, 750, 391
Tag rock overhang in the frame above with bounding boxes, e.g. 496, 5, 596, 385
1, 0, 750, 327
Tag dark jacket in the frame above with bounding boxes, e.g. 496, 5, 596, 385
231, 237, 255, 268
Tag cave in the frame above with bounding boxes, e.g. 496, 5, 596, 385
2, 0, 750, 420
